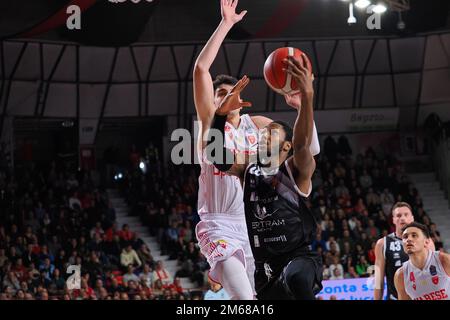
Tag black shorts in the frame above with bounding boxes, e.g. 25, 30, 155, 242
255, 254, 323, 300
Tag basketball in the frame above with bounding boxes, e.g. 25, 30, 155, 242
263, 47, 312, 95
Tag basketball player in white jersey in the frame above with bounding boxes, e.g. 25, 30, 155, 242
394, 222, 450, 300
193, 0, 320, 299
374, 202, 435, 300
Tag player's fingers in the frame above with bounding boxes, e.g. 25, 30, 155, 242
284, 68, 302, 80
235, 75, 249, 91
287, 55, 302, 69
289, 55, 308, 74
284, 60, 303, 76
240, 101, 252, 108
232, 0, 238, 8
238, 10, 247, 19
301, 53, 311, 74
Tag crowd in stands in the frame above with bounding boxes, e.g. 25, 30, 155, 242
0, 153, 204, 300
0, 134, 446, 300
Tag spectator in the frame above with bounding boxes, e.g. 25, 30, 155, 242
359, 169, 373, 190
204, 280, 230, 300
329, 256, 344, 280
120, 245, 142, 269
329, 268, 344, 280
123, 265, 140, 284
365, 220, 379, 240
152, 279, 164, 297
139, 264, 153, 288
137, 244, 154, 268
118, 224, 135, 243
355, 256, 370, 277
152, 261, 173, 286
2, 272, 20, 294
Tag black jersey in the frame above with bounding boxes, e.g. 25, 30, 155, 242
384, 232, 409, 300
243, 161, 320, 291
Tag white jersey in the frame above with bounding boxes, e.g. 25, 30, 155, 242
403, 250, 450, 300
197, 114, 259, 218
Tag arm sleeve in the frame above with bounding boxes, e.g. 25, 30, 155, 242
206, 113, 234, 172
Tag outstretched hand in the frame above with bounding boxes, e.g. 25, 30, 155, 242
221, 0, 247, 25
283, 54, 314, 97
216, 75, 252, 116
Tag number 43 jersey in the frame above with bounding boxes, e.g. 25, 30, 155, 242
384, 232, 409, 299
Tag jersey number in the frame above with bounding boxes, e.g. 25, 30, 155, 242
390, 242, 401, 251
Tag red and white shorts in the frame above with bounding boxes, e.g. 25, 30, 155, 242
196, 213, 255, 288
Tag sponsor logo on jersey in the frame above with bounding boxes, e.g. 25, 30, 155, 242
248, 135, 256, 145
263, 235, 287, 243
430, 265, 437, 276
254, 205, 279, 220
251, 219, 285, 232
415, 289, 448, 300
216, 240, 227, 249
430, 265, 439, 285
410, 272, 417, 290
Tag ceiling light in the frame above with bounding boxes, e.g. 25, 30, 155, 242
348, 3, 357, 24
355, 0, 371, 9
372, 2, 387, 14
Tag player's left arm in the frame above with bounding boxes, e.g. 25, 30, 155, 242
206, 76, 252, 180
439, 252, 450, 276
251, 116, 272, 129
285, 55, 315, 195
394, 267, 411, 300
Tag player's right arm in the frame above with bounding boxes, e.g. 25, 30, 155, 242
285, 55, 315, 194
394, 267, 411, 300
374, 238, 386, 300
193, 0, 247, 146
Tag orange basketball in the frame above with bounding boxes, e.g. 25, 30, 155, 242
263, 47, 312, 95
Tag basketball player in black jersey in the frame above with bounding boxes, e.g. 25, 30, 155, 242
374, 202, 435, 300
206, 54, 323, 300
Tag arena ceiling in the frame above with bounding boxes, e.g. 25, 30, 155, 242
0, 0, 449, 45
0, 0, 449, 143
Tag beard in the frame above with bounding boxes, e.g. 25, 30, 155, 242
257, 146, 271, 168
256, 144, 281, 176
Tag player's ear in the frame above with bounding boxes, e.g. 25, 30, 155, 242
282, 141, 292, 153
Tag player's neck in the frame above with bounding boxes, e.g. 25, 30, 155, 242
410, 249, 429, 270
395, 229, 402, 238
227, 113, 240, 128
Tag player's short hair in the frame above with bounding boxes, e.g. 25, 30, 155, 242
391, 201, 413, 214
272, 120, 293, 142
271, 120, 293, 157
213, 74, 238, 90
401, 222, 430, 238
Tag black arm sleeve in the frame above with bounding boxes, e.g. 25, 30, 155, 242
206, 113, 234, 172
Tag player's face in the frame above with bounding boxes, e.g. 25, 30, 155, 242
214, 84, 241, 115
392, 207, 414, 230
257, 123, 285, 168
402, 227, 428, 254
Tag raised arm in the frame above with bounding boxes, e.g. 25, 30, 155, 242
193, 0, 247, 124
285, 55, 315, 195
394, 267, 411, 300
284, 93, 320, 156
374, 238, 386, 300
